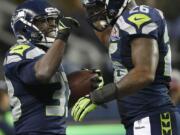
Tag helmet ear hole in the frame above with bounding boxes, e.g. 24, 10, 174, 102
108, 9, 118, 18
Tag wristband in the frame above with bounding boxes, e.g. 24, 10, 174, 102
55, 29, 70, 42
90, 83, 118, 105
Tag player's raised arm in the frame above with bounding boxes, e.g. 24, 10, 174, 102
34, 17, 79, 83
4, 1, 77, 134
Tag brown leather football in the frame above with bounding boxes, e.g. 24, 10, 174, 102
67, 70, 97, 108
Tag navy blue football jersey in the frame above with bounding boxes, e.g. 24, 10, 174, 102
177, 104, 180, 113
109, 5, 174, 126
3, 44, 70, 134
0, 112, 15, 135
0, 120, 15, 135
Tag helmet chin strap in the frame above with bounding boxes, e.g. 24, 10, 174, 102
37, 36, 55, 48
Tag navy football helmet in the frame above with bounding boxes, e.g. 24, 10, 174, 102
83, 0, 131, 31
11, 0, 62, 48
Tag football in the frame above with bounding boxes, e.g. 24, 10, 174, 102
67, 70, 97, 108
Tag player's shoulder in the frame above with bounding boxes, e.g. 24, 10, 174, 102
113, 5, 166, 38
116, 5, 165, 32
4, 43, 45, 65
123, 5, 165, 23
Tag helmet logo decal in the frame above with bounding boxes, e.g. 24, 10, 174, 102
12, 10, 25, 23
17, 10, 25, 18
45, 7, 60, 15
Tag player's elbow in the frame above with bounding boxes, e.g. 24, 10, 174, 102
35, 71, 51, 83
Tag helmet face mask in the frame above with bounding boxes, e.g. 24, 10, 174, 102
33, 15, 59, 38
83, 0, 131, 31
11, 0, 62, 48
84, 0, 109, 31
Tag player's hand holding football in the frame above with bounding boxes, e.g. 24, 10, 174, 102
71, 69, 104, 122
56, 17, 80, 42
91, 69, 104, 90
82, 69, 104, 91
71, 75, 118, 122
71, 95, 97, 122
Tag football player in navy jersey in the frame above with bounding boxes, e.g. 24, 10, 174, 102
3, 0, 80, 134
72, 0, 180, 134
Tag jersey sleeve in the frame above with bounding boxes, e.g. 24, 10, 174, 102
116, 5, 164, 40
3, 44, 45, 85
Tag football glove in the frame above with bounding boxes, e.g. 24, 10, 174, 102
82, 68, 104, 91
71, 69, 104, 122
91, 69, 104, 90
56, 17, 80, 42
71, 95, 97, 122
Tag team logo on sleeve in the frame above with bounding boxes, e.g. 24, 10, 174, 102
128, 14, 151, 28
111, 26, 120, 41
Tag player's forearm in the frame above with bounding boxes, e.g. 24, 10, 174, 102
34, 39, 65, 83
91, 68, 155, 104
116, 67, 155, 98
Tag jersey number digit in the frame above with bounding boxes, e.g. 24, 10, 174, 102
130, 5, 149, 14
163, 24, 172, 77
46, 72, 69, 117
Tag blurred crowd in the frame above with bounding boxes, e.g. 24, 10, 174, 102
0, 0, 180, 124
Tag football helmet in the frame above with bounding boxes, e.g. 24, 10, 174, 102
83, 0, 131, 31
11, 0, 62, 48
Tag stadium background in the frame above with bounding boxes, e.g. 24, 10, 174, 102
0, 0, 180, 135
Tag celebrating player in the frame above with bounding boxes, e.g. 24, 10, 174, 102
3, 0, 80, 134
71, 0, 180, 134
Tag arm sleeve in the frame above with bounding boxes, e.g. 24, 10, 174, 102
4, 56, 43, 85
4, 44, 45, 85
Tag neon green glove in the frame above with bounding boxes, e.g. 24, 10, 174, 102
56, 17, 80, 42
71, 95, 97, 122
71, 69, 104, 122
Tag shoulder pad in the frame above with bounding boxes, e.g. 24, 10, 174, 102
155, 9, 165, 20
9, 44, 30, 56
4, 54, 22, 65
9, 44, 45, 59
117, 6, 161, 35
25, 47, 45, 59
